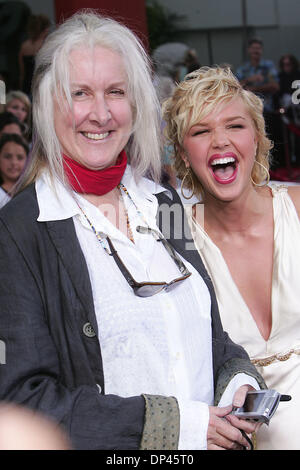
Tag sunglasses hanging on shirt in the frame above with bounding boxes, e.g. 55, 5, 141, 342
76, 184, 191, 297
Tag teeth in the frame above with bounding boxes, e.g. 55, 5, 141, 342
211, 157, 235, 166
83, 132, 109, 140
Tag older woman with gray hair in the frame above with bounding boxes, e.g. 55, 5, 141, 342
0, 13, 265, 450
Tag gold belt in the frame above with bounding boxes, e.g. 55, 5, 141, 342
251, 348, 300, 367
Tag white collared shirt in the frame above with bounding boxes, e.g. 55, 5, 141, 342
36, 166, 258, 449
0, 187, 11, 209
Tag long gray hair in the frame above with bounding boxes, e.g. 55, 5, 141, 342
18, 10, 162, 191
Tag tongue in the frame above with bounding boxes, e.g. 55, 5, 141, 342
213, 165, 235, 180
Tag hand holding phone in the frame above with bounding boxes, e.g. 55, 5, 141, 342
231, 389, 291, 425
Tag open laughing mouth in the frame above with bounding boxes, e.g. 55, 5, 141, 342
209, 153, 238, 184
81, 131, 110, 141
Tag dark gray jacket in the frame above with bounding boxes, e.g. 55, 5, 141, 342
0, 183, 265, 449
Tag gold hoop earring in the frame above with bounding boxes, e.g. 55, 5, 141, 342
251, 160, 270, 187
181, 168, 195, 199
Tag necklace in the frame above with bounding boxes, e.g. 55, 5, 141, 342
117, 184, 135, 243
76, 183, 148, 247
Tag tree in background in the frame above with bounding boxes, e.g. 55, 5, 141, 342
146, 0, 185, 53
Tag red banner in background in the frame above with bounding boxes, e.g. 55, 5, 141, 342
54, 0, 148, 49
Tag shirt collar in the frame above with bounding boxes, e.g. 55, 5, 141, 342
36, 165, 171, 223
36, 171, 80, 222
121, 165, 172, 202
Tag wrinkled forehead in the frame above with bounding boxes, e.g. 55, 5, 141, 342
67, 44, 128, 80
54, 44, 130, 109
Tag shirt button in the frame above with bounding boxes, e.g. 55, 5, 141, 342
96, 384, 102, 394
83, 322, 96, 338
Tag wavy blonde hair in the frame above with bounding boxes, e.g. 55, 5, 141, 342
163, 66, 273, 197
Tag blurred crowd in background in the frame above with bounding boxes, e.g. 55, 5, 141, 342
1, 12, 300, 209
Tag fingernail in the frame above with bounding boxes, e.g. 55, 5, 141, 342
233, 403, 242, 408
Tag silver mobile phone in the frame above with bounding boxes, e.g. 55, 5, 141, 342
231, 389, 291, 425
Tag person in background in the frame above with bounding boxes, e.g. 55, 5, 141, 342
236, 38, 279, 113
0, 133, 28, 208
152, 43, 200, 188
5, 90, 32, 140
18, 14, 51, 96
0, 403, 71, 450
236, 38, 282, 167
0, 112, 24, 137
163, 65, 300, 449
0, 12, 265, 450
278, 54, 300, 103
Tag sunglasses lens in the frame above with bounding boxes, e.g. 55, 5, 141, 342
165, 276, 187, 292
135, 284, 165, 297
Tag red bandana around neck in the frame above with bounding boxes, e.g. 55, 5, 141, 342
63, 150, 127, 195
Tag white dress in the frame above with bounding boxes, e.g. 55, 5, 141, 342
187, 185, 300, 450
